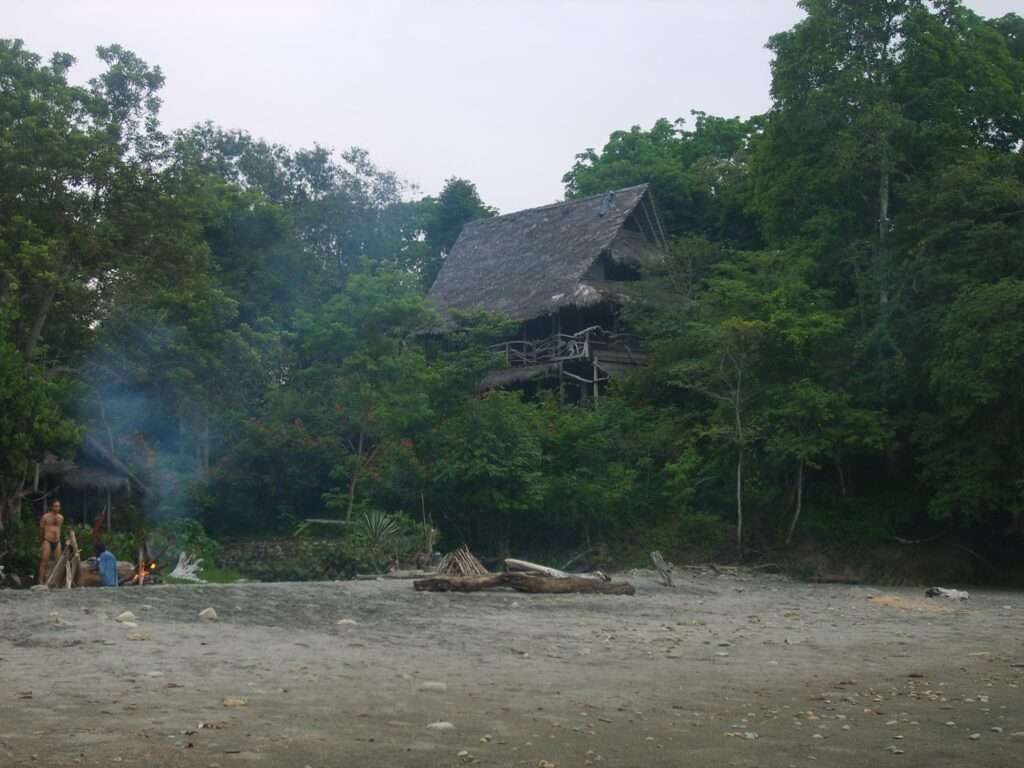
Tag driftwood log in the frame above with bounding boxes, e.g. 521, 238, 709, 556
650, 550, 674, 587
505, 558, 570, 578
76, 561, 135, 587
355, 570, 432, 580
414, 572, 635, 595
505, 557, 610, 582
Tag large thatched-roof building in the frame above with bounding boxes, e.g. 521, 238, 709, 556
428, 183, 666, 395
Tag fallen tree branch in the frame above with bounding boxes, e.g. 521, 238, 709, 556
505, 558, 609, 581
505, 558, 570, 578
560, 548, 598, 572
355, 570, 431, 580
414, 572, 635, 595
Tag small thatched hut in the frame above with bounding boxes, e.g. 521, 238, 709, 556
428, 183, 666, 395
36, 435, 148, 530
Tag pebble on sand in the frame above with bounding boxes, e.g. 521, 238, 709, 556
426, 721, 455, 731
199, 607, 219, 621
115, 611, 137, 623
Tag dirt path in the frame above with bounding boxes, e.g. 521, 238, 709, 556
1, 572, 1022, 767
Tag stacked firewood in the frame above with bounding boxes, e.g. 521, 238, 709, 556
435, 544, 488, 576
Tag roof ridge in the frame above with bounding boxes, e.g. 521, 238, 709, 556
464, 183, 649, 229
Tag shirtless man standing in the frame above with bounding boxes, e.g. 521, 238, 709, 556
38, 500, 64, 584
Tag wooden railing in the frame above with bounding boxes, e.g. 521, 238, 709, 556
490, 326, 643, 368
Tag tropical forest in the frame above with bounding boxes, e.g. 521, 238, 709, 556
2, 0, 1022, 585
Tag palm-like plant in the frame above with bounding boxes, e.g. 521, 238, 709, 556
354, 510, 401, 552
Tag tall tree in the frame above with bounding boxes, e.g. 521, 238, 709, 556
416, 177, 496, 288
563, 113, 760, 246
753, 0, 1024, 365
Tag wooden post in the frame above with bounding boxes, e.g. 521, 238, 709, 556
46, 547, 69, 587
593, 360, 600, 403
66, 531, 80, 589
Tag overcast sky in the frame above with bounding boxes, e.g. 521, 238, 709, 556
4, 0, 1018, 212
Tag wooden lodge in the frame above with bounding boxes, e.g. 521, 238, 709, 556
428, 183, 666, 397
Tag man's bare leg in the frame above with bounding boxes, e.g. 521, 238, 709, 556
37, 541, 61, 584
38, 540, 52, 584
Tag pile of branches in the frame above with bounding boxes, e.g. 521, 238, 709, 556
436, 544, 488, 576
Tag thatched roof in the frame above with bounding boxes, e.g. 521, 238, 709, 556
38, 435, 149, 497
61, 467, 133, 494
428, 184, 666, 323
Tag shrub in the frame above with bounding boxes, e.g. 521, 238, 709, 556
148, 518, 222, 565
1, 521, 137, 584
617, 511, 732, 565
340, 510, 437, 573
70, 526, 137, 563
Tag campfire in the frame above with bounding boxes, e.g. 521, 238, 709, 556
128, 544, 160, 586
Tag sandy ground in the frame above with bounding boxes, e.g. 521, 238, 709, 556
1, 571, 1022, 768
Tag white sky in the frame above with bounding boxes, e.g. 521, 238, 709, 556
4, 0, 1018, 212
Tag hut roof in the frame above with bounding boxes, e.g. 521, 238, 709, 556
428, 184, 665, 322
38, 435, 149, 497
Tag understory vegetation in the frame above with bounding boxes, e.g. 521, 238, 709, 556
2, 1, 1022, 582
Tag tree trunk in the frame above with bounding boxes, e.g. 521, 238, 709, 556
736, 448, 744, 560
835, 450, 847, 496
785, 459, 804, 545
873, 128, 902, 358
877, 148, 890, 309
200, 414, 210, 481
414, 572, 635, 595
23, 283, 57, 359
99, 396, 116, 460
505, 558, 607, 581
345, 427, 364, 522
733, 369, 744, 561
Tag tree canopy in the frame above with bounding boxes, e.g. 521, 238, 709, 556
3, 1, 1023, 581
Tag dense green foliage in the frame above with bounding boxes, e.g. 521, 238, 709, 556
2, 0, 1022, 581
